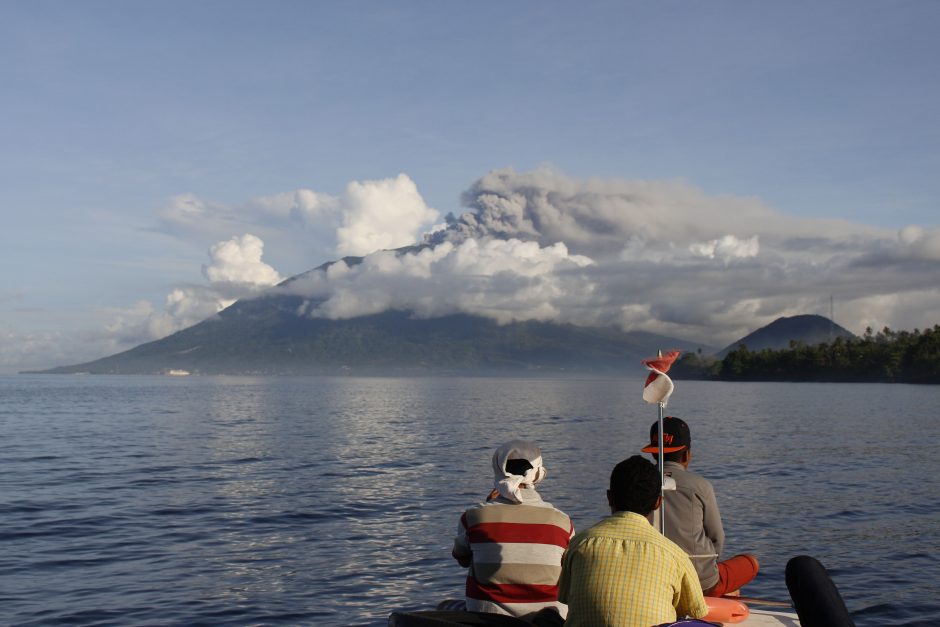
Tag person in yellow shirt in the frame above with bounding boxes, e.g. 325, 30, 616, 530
558, 455, 708, 627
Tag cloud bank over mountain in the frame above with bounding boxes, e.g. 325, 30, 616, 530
288, 238, 594, 324
97, 167, 940, 361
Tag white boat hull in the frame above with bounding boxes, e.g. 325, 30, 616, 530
743, 608, 801, 625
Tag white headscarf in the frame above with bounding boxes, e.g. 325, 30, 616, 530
492, 440, 547, 503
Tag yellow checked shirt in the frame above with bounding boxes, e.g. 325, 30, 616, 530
558, 511, 708, 627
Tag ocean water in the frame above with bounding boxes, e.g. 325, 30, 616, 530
1, 375, 938, 626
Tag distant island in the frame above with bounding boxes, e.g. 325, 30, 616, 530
27, 236, 931, 381
25, 286, 938, 384
25, 298, 714, 376
673, 324, 940, 384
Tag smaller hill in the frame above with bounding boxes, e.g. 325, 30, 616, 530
717, 314, 855, 357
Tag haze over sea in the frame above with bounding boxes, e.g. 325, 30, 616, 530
2, 375, 938, 626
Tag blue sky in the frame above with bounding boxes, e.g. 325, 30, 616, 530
2, 1, 939, 373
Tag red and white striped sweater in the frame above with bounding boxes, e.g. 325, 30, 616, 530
453, 490, 574, 618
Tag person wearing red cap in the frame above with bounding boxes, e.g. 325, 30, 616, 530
642, 416, 759, 597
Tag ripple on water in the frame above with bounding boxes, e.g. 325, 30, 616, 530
1, 377, 938, 626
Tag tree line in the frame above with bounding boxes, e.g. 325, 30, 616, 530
673, 325, 940, 384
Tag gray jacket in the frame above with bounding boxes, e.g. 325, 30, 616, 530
661, 461, 724, 591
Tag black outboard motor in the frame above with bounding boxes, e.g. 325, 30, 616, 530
785, 555, 855, 627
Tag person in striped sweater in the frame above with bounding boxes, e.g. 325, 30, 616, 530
452, 440, 575, 620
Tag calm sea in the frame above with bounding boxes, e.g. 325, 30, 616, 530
1, 375, 938, 626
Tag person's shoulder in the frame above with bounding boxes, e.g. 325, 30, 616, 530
681, 467, 707, 482
464, 498, 519, 515
674, 466, 714, 490
568, 513, 671, 552
567, 521, 600, 548
688, 469, 716, 493
569, 514, 615, 537
462, 499, 493, 512
520, 503, 573, 529
518, 492, 572, 516
573, 512, 637, 538
666, 463, 690, 481
460, 499, 508, 520
464, 501, 570, 529
532, 499, 572, 518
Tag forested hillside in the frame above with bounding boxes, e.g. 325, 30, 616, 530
675, 325, 940, 383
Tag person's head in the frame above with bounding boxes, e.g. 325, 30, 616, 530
607, 455, 662, 516
491, 440, 546, 502
640, 416, 692, 465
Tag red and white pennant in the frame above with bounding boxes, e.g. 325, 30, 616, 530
641, 350, 681, 406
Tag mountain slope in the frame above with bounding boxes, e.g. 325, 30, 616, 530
34, 293, 713, 375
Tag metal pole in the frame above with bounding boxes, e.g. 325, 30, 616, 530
658, 399, 665, 534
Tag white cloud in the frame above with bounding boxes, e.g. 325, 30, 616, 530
145, 287, 225, 339
336, 173, 439, 256
0, 329, 66, 373
897, 225, 940, 261
153, 174, 438, 271
203, 234, 283, 286
689, 235, 759, 262
248, 188, 337, 225
833, 290, 940, 336
157, 193, 212, 226
90, 234, 285, 349
289, 238, 595, 324
158, 188, 338, 230
146, 234, 282, 337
